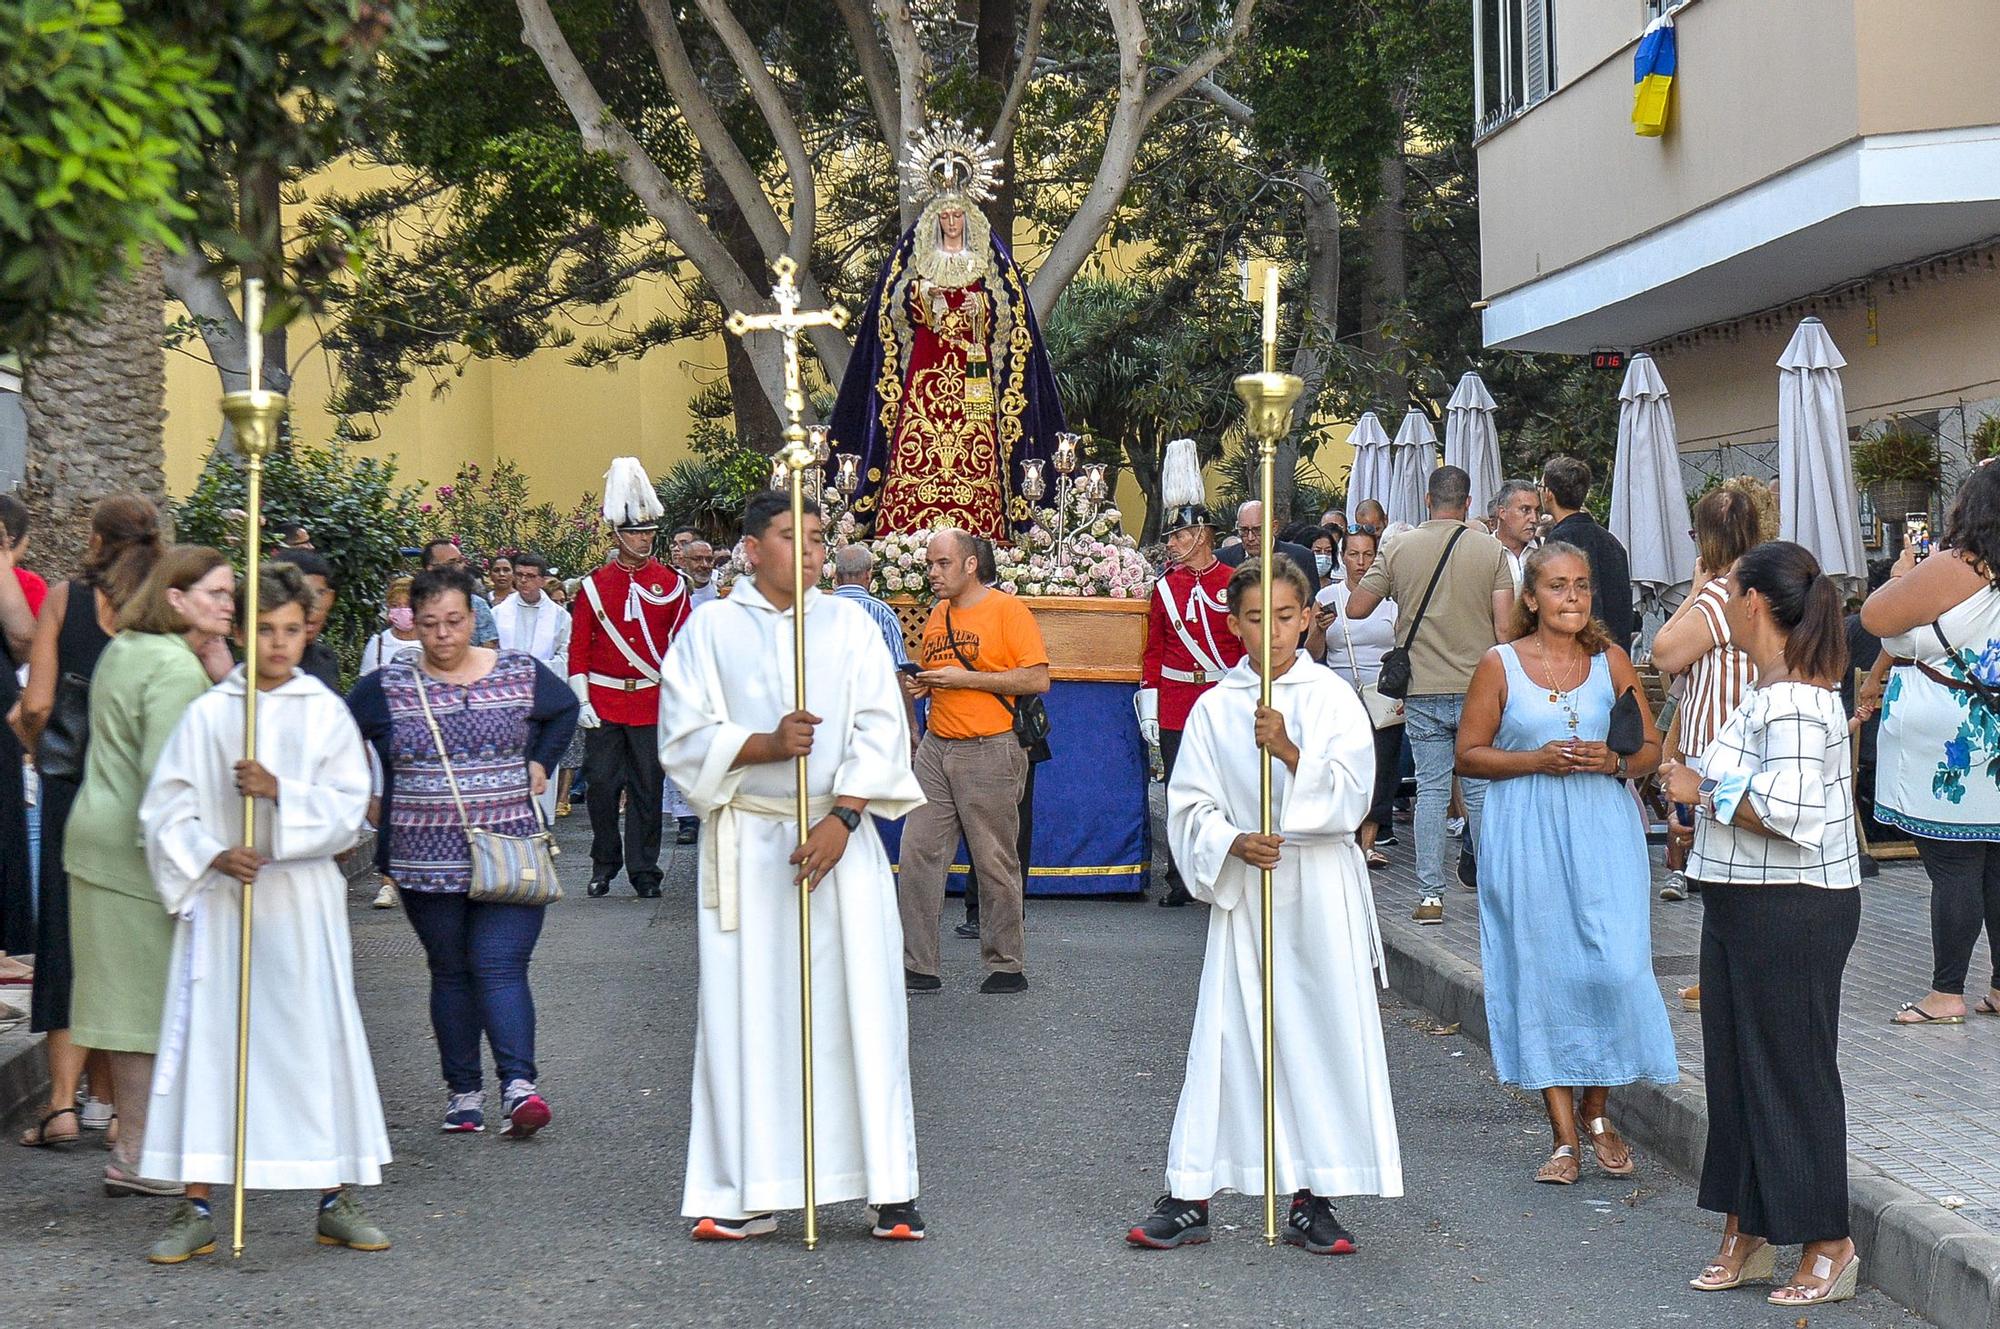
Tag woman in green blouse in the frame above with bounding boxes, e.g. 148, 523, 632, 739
67, 545, 235, 1196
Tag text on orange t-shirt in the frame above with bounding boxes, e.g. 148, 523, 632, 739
918, 590, 1050, 739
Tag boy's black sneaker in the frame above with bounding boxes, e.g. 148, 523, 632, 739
866, 1200, 926, 1240
1285, 1192, 1357, 1255
905, 968, 942, 993
1127, 1195, 1209, 1249
979, 971, 1028, 994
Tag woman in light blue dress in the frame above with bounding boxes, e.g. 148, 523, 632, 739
1457, 542, 1678, 1186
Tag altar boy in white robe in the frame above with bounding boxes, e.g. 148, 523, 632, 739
1127, 554, 1401, 1255
136, 563, 391, 1265
659, 491, 928, 1242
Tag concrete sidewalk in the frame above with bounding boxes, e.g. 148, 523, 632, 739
1372, 824, 2000, 1329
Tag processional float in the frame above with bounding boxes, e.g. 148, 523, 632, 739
724, 256, 849, 1250
1237, 268, 1304, 1247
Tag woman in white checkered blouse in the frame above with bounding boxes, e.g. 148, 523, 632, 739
1658, 541, 1860, 1308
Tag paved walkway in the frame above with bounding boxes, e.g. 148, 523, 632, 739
1367, 818, 2000, 1235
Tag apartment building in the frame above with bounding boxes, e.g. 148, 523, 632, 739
1474, 0, 2000, 516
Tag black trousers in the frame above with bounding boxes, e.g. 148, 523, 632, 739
1914, 836, 2000, 995
1366, 723, 1404, 832
583, 722, 664, 890
1695, 880, 1860, 1245
964, 761, 1036, 921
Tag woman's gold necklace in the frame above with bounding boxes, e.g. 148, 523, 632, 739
1537, 633, 1586, 732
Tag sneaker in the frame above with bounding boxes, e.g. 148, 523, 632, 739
980, 971, 1028, 994
867, 1200, 926, 1240
676, 818, 699, 846
1412, 895, 1444, 925
634, 881, 663, 899
1659, 872, 1688, 902
1680, 983, 1701, 1012
953, 919, 981, 939
146, 1200, 217, 1264
371, 881, 398, 910
442, 1090, 486, 1134
1372, 833, 1399, 848
315, 1190, 391, 1251
905, 968, 942, 993
1126, 1194, 1210, 1249
1446, 815, 1466, 838
1457, 848, 1479, 891
500, 1079, 551, 1139
79, 1096, 114, 1131
1285, 1192, 1357, 1255
587, 878, 613, 898
691, 1214, 777, 1241
103, 1164, 184, 1198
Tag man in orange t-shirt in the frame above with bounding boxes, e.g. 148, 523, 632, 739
898, 529, 1050, 993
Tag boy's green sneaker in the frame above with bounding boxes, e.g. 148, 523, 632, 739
315, 1190, 390, 1251
146, 1200, 217, 1265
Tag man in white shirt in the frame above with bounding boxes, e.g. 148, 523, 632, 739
684, 539, 720, 608
493, 551, 571, 822
1490, 478, 1539, 594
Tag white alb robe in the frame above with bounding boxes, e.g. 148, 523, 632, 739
1164, 652, 1403, 1201
138, 668, 392, 1189
658, 582, 926, 1220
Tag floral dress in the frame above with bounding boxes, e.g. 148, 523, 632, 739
1877, 583, 2000, 840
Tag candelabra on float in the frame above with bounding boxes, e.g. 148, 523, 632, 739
1052, 433, 1079, 561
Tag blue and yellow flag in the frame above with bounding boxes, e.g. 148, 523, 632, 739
1632, 19, 1676, 137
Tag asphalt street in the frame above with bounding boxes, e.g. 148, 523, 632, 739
1, 816, 1920, 1328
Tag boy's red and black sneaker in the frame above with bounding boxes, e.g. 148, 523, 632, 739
1126, 1195, 1209, 1249
1285, 1192, 1357, 1255
867, 1200, 926, 1241
690, 1214, 777, 1241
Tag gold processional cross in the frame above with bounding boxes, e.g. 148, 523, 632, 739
724, 255, 849, 464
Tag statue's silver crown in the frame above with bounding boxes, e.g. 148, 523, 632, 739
901, 119, 1003, 206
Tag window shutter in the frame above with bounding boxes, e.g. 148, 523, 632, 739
1523, 0, 1550, 104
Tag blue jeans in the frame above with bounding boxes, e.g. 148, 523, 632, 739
25, 789, 38, 913
1403, 694, 1487, 899
401, 891, 545, 1093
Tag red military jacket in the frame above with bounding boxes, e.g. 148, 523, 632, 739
567, 557, 691, 727
1141, 558, 1245, 732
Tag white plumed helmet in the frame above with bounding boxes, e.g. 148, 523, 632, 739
601, 457, 664, 532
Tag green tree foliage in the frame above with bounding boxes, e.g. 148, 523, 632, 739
414, 458, 603, 581
175, 438, 422, 675
0, 0, 220, 350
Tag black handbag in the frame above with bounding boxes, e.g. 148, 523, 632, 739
1377, 527, 1467, 700
945, 604, 1053, 763
1606, 685, 1645, 757
35, 670, 92, 781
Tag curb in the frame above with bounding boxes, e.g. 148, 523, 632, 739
1380, 911, 2000, 1329
1, 832, 382, 1133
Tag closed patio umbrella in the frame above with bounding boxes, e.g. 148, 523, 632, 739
1609, 352, 1697, 601
1778, 317, 1867, 590
1445, 371, 1503, 514
1389, 409, 1438, 528
1345, 412, 1393, 521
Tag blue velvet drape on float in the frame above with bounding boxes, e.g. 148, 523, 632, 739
877, 680, 1151, 896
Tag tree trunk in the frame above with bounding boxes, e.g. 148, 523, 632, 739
706, 165, 785, 455
20, 253, 169, 578
1359, 142, 1409, 414
976, 0, 1019, 249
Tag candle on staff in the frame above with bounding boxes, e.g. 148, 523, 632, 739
1261, 266, 1278, 373
244, 278, 265, 394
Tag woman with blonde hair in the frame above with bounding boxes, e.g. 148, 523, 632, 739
66, 546, 236, 1193
1458, 542, 1675, 1185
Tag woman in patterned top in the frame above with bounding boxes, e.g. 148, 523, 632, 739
1659, 541, 1859, 1308
348, 566, 577, 1140
1862, 462, 2000, 1026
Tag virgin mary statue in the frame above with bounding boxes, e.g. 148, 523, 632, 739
828, 121, 1066, 538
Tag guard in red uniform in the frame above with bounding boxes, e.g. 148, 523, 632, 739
1138, 438, 1245, 907
569, 457, 691, 898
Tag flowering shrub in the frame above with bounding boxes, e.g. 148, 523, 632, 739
416, 459, 602, 580
717, 486, 1157, 602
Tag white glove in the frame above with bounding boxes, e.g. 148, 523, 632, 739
569, 674, 602, 730
1135, 688, 1160, 746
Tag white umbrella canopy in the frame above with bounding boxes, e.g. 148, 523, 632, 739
1445, 371, 1503, 514
1778, 317, 1867, 589
1345, 412, 1393, 520
1389, 409, 1439, 528
1609, 352, 1698, 599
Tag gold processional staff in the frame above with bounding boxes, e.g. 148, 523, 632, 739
1235, 268, 1304, 1247
724, 256, 848, 1250
215, 278, 288, 1258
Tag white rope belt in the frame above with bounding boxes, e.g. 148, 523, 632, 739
702, 792, 833, 932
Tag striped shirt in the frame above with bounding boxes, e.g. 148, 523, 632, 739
831, 583, 909, 666
1679, 577, 1757, 759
